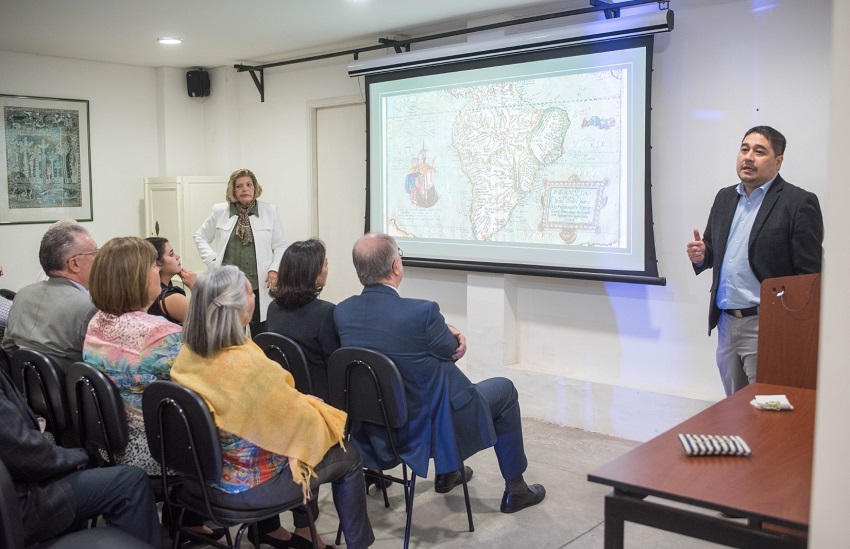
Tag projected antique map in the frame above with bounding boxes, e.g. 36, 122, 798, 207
383, 67, 628, 247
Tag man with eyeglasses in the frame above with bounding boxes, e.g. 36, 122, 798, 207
3, 221, 98, 370
335, 232, 545, 514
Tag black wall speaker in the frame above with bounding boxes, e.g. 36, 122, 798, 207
186, 69, 210, 97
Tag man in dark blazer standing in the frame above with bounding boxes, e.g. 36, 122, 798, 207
334, 232, 545, 514
687, 126, 823, 395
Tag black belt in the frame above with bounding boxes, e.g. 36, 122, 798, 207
723, 306, 759, 318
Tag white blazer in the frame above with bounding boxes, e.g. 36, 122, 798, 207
194, 201, 286, 321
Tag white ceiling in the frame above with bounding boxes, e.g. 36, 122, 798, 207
0, 0, 595, 70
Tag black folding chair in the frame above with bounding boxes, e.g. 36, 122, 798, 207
328, 347, 474, 549
10, 349, 77, 447
65, 362, 129, 467
142, 380, 319, 549
253, 332, 313, 395
0, 458, 153, 549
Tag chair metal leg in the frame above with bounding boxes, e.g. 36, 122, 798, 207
233, 523, 252, 549
170, 506, 187, 549
460, 463, 474, 532
378, 469, 390, 508
403, 474, 417, 549
365, 468, 391, 508
304, 500, 319, 549
402, 464, 410, 512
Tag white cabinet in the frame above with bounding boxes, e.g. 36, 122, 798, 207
144, 176, 227, 275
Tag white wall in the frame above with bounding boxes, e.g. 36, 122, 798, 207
0, 0, 834, 443
233, 62, 364, 241
809, 0, 849, 545
229, 0, 833, 441
0, 51, 159, 287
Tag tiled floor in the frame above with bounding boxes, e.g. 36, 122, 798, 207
176, 419, 729, 548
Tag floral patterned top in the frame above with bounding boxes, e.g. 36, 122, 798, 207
83, 310, 182, 475
217, 428, 288, 493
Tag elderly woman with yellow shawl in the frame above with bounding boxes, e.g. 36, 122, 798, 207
171, 265, 374, 549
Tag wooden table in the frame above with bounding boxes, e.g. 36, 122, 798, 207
587, 383, 814, 549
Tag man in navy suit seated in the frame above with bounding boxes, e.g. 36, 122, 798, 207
334, 232, 545, 514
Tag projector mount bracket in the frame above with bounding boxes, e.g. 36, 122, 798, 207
234, 0, 669, 102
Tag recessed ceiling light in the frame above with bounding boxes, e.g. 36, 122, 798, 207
158, 37, 183, 45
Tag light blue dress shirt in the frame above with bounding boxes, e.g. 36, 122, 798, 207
716, 176, 777, 310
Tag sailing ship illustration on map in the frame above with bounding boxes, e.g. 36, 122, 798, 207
404, 143, 439, 208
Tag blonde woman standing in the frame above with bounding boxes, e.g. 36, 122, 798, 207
194, 168, 286, 335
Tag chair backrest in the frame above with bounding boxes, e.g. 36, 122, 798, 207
10, 349, 70, 435
0, 349, 10, 385
0, 459, 25, 549
142, 380, 223, 486
253, 332, 313, 395
65, 362, 129, 465
328, 347, 407, 429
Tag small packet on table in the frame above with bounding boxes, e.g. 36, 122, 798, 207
677, 434, 752, 456
750, 394, 794, 411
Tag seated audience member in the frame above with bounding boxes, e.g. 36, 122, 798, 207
2, 221, 98, 369
0, 266, 10, 340
146, 237, 197, 325
267, 239, 339, 400
83, 236, 220, 541
0, 368, 161, 548
171, 265, 374, 549
0, 295, 9, 341
84, 237, 182, 474
334, 233, 546, 513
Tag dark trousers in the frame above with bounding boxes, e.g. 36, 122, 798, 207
65, 465, 162, 548
234, 444, 374, 549
257, 501, 315, 533
249, 289, 266, 337
476, 377, 528, 481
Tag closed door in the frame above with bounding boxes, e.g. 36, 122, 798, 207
316, 103, 366, 304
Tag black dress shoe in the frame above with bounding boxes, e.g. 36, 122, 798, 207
258, 531, 291, 548
172, 526, 228, 546
500, 483, 546, 513
208, 527, 228, 541
434, 465, 473, 494
288, 533, 337, 549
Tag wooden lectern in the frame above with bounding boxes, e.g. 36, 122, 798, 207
756, 273, 821, 389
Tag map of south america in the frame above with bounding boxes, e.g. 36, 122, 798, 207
451, 83, 570, 240
382, 64, 627, 249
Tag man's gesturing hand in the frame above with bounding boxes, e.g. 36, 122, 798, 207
687, 229, 705, 264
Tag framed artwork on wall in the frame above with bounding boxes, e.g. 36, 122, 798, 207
0, 94, 92, 224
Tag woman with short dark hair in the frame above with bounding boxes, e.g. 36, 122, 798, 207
267, 238, 338, 401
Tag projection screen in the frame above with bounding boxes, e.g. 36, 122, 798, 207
363, 35, 663, 284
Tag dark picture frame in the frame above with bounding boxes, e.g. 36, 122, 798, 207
0, 94, 92, 224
